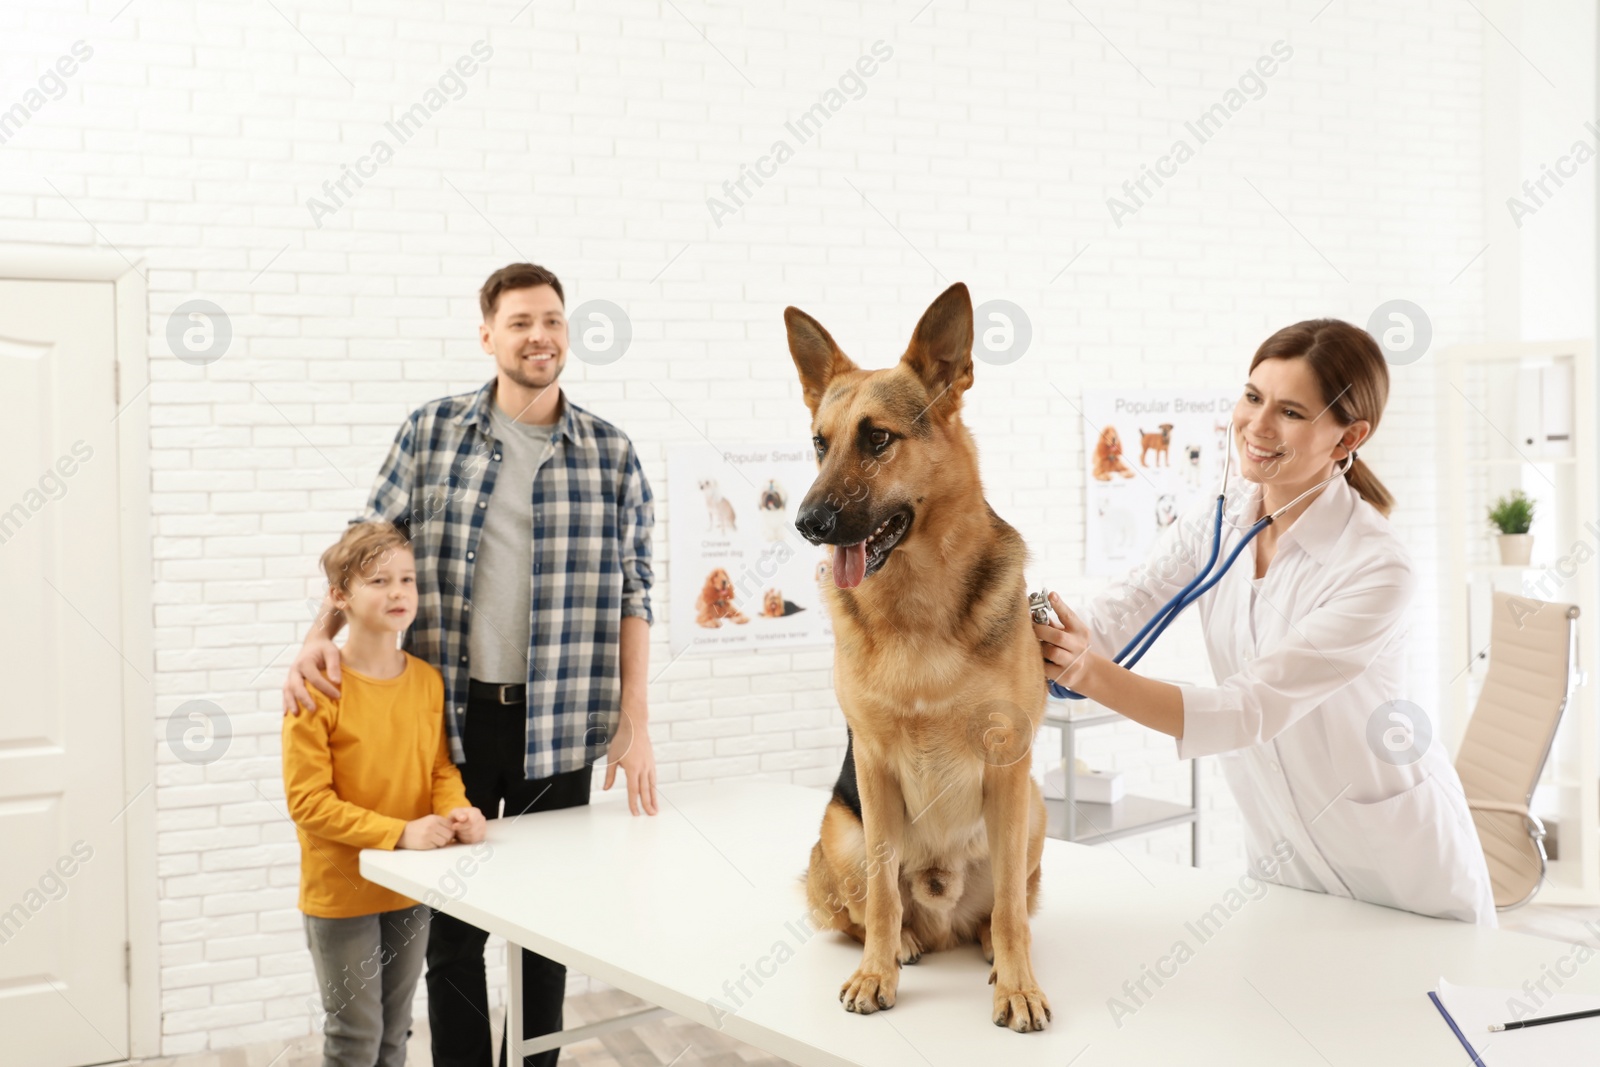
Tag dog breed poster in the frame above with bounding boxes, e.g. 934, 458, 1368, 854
1082, 388, 1235, 577
668, 442, 832, 655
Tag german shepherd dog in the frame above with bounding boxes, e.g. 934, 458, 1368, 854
787, 283, 1051, 1032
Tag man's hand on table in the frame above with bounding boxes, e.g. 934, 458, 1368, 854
604, 706, 659, 817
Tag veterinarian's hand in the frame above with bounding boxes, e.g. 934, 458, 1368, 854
1033, 591, 1094, 692
445, 806, 487, 844
283, 636, 341, 715
604, 707, 659, 816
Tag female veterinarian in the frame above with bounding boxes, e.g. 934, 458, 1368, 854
1036, 318, 1497, 926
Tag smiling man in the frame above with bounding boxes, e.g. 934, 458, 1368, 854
282, 262, 658, 1066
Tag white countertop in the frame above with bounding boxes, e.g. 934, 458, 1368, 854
360, 780, 1589, 1066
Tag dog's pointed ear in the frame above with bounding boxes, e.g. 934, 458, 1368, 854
785, 307, 858, 418
901, 282, 975, 417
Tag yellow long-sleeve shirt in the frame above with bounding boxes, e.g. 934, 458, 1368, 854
281, 651, 472, 918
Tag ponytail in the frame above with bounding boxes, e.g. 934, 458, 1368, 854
1345, 454, 1392, 517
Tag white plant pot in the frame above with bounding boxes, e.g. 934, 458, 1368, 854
1497, 533, 1533, 566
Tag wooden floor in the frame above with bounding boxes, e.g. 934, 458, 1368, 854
108, 987, 793, 1067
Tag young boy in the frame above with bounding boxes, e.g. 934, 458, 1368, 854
283, 520, 488, 1067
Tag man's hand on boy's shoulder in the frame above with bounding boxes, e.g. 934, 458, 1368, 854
445, 806, 488, 844
283, 637, 343, 716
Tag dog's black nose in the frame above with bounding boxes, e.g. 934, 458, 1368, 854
795, 505, 835, 545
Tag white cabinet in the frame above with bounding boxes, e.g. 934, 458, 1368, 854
1514, 358, 1575, 459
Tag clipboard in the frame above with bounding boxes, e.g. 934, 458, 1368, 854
1429, 977, 1600, 1066
1428, 989, 1486, 1066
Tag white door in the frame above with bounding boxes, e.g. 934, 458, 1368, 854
0, 279, 130, 1066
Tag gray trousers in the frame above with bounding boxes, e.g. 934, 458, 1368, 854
304, 904, 432, 1067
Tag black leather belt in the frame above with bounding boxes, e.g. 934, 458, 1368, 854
468, 679, 526, 705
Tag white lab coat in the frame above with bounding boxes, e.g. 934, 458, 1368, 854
1083, 474, 1497, 925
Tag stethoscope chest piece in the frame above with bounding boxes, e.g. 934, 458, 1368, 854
1028, 589, 1052, 627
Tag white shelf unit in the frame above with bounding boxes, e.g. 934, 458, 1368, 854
1439, 340, 1599, 906
1040, 685, 1202, 867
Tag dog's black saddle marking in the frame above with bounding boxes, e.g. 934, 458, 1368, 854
832, 727, 862, 820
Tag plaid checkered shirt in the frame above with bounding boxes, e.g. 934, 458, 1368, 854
355, 379, 654, 780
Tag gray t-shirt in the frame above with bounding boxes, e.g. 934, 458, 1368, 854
467, 401, 556, 684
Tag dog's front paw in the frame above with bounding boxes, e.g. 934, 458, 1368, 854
840, 966, 898, 1014
990, 975, 1051, 1032
898, 928, 923, 966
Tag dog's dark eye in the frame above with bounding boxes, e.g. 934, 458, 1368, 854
813, 435, 826, 459
869, 430, 890, 451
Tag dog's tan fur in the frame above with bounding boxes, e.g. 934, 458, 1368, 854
786, 283, 1051, 1032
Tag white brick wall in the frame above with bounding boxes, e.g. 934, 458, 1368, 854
4, 0, 1489, 1053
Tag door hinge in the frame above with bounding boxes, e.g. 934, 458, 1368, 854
124, 940, 131, 984
113, 361, 121, 406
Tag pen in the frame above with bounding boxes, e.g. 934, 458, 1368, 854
1489, 1006, 1600, 1031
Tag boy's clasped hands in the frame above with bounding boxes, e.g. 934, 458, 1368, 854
398, 806, 488, 850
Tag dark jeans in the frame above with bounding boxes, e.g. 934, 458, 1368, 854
426, 691, 593, 1067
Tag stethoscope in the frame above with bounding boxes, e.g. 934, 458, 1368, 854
1037, 436, 1359, 701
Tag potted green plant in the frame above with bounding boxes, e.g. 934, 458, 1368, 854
1487, 489, 1536, 566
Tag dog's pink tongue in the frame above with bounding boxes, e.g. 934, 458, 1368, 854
833, 542, 867, 589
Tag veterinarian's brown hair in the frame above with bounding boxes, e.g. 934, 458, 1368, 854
1250, 319, 1394, 517
479, 263, 565, 322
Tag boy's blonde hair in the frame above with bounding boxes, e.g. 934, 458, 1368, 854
320, 521, 412, 598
